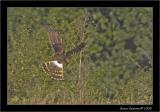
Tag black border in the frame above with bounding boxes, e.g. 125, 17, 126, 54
1, 1, 159, 111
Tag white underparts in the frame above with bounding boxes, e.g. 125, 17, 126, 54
52, 61, 63, 68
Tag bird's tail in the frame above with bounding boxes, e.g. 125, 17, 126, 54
42, 61, 64, 80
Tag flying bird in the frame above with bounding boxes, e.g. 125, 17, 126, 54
42, 25, 85, 80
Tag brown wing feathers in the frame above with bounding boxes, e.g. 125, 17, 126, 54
65, 42, 86, 58
47, 25, 59, 44
46, 25, 64, 54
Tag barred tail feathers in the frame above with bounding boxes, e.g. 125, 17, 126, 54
42, 61, 64, 80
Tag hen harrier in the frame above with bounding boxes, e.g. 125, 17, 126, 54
42, 25, 85, 80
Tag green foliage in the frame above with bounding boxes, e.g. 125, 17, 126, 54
7, 7, 152, 104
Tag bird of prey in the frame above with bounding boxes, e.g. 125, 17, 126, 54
42, 25, 85, 80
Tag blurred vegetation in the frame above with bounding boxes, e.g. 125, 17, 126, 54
7, 7, 152, 104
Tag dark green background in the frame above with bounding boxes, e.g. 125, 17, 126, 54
7, 7, 152, 104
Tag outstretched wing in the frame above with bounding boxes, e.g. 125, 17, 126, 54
42, 61, 64, 80
65, 42, 86, 59
46, 25, 64, 54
